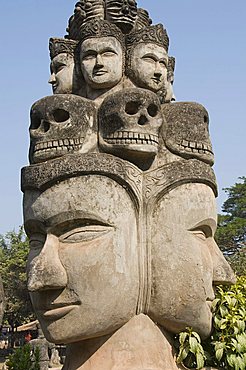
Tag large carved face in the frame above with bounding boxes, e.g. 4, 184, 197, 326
162, 102, 214, 165
49, 53, 75, 94
29, 95, 97, 164
128, 43, 168, 93
148, 183, 235, 338
99, 88, 163, 169
80, 36, 123, 90
24, 175, 139, 344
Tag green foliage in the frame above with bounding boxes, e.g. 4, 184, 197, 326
176, 276, 246, 369
176, 327, 206, 369
6, 344, 40, 370
0, 227, 34, 328
216, 177, 246, 263
210, 276, 246, 369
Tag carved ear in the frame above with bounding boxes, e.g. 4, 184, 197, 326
72, 50, 86, 96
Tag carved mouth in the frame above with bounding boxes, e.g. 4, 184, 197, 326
179, 139, 213, 154
152, 77, 161, 84
33, 137, 84, 154
93, 70, 108, 76
103, 131, 159, 146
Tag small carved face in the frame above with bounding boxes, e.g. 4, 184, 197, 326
49, 54, 75, 94
99, 88, 163, 169
29, 95, 97, 164
80, 36, 123, 90
162, 102, 214, 166
165, 72, 175, 102
128, 43, 168, 93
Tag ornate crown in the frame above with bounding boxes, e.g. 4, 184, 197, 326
49, 38, 78, 59
126, 24, 169, 52
78, 18, 125, 47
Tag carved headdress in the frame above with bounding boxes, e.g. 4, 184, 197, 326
126, 24, 169, 52
49, 38, 79, 59
78, 18, 125, 48
105, 0, 138, 34
66, 0, 105, 40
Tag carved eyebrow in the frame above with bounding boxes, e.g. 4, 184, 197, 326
188, 218, 217, 236
142, 53, 158, 60
81, 49, 97, 56
24, 220, 46, 238
45, 211, 114, 231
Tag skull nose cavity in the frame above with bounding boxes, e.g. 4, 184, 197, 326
138, 115, 148, 126
43, 121, 50, 133
125, 101, 140, 115
147, 104, 158, 117
53, 109, 70, 123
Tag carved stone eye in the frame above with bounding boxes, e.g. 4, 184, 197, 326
30, 114, 41, 130
52, 109, 70, 123
125, 101, 140, 115
147, 104, 158, 117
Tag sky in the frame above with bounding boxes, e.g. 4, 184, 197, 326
0, 0, 245, 235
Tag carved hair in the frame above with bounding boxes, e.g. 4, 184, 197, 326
49, 38, 78, 60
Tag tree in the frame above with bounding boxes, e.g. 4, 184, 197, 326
0, 227, 35, 331
215, 176, 246, 275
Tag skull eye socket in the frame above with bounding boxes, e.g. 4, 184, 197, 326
30, 114, 41, 130
204, 115, 208, 124
147, 104, 158, 117
125, 101, 141, 115
53, 109, 70, 123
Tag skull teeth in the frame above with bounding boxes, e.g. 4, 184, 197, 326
180, 139, 213, 154
104, 131, 159, 146
34, 137, 84, 153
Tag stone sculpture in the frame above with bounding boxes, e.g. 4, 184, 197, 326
21, 1, 235, 369
48, 38, 79, 95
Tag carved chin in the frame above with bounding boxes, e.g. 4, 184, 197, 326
30, 137, 84, 164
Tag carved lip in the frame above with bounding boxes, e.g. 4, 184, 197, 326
40, 304, 79, 320
51, 83, 58, 93
93, 70, 108, 76
151, 77, 161, 84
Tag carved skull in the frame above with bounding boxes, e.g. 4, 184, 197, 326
162, 102, 214, 166
29, 95, 97, 164
99, 88, 163, 169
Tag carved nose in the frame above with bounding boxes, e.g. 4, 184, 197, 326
95, 54, 104, 67
210, 241, 236, 285
28, 234, 67, 292
48, 73, 56, 84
